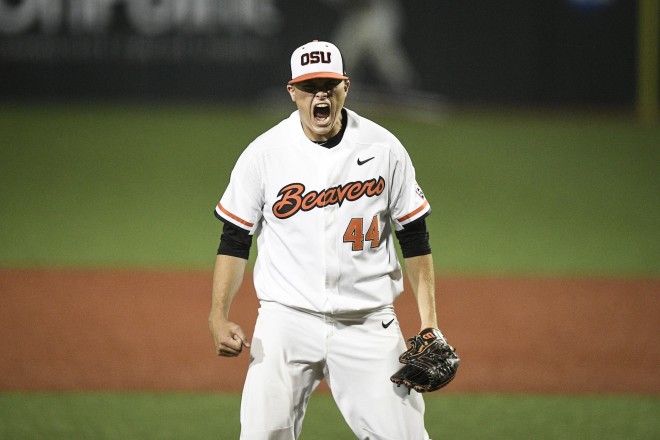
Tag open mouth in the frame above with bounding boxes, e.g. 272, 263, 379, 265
313, 103, 331, 124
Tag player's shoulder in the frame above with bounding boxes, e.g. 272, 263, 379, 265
240, 112, 296, 157
345, 108, 407, 153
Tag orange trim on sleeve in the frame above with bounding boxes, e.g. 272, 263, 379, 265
397, 200, 429, 223
217, 203, 254, 228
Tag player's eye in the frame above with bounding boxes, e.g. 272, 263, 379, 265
297, 84, 317, 93
296, 80, 342, 94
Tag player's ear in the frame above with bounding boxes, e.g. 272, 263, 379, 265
343, 80, 350, 94
286, 84, 296, 102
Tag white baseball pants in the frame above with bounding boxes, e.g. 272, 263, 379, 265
239, 301, 430, 440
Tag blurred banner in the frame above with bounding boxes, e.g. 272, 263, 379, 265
0, 0, 640, 105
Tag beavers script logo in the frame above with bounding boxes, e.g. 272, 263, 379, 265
273, 176, 385, 219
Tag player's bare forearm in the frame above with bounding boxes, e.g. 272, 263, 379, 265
209, 254, 251, 356
210, 254, 247, 319
404, 254, 438, 330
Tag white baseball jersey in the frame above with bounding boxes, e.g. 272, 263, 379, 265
215, 108, 430, 314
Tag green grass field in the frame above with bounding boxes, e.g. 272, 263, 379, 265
1, 103, 658, 275
1, 103, 659, 438
1, 393, 658, 440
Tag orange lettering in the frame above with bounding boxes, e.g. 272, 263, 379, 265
272, 177, 386, 219
273, 183, 304, 219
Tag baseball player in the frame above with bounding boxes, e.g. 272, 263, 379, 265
210, 40, 441, 440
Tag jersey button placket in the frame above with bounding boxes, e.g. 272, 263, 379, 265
323, 200, 340, 294
322, 164, 340, 304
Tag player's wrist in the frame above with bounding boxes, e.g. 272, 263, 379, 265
208, 308, 230, 324
419, 315, 438, 330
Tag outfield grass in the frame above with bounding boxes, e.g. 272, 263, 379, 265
2, 103, 658, 440
0, 392, 658, 439
1, 103, 658, 276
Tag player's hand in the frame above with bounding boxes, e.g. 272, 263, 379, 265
209, 318, 250, 357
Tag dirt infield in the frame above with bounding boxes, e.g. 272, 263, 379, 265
1, 269, 658, 394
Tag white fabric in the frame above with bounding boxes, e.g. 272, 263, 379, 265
289, 40, 348, 83
239, 301, 430, 440
214, 109, 431, 315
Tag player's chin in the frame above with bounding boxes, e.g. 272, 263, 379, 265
313, 112, 339, 130
312, 120, 332, 133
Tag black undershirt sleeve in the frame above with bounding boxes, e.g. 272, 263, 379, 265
395, 217, 432, 258
217, 220, 253, 260
217, 209, 430, 260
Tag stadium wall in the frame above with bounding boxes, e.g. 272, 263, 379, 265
0, 0, 641, 106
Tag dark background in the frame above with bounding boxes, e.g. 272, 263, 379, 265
0, 0, 648, 107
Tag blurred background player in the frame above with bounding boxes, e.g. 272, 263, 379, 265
327, 0, 419, 92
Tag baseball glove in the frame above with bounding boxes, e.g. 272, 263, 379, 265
390, 327, 460, 393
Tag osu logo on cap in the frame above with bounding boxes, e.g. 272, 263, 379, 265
301, 51, 332, 66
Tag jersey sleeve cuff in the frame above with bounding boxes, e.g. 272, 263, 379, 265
396, 200, 431, 227
214, 203, 254, 231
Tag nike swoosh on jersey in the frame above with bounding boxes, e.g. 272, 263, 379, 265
357, 157, 375, 166
382, 318, 395, 328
